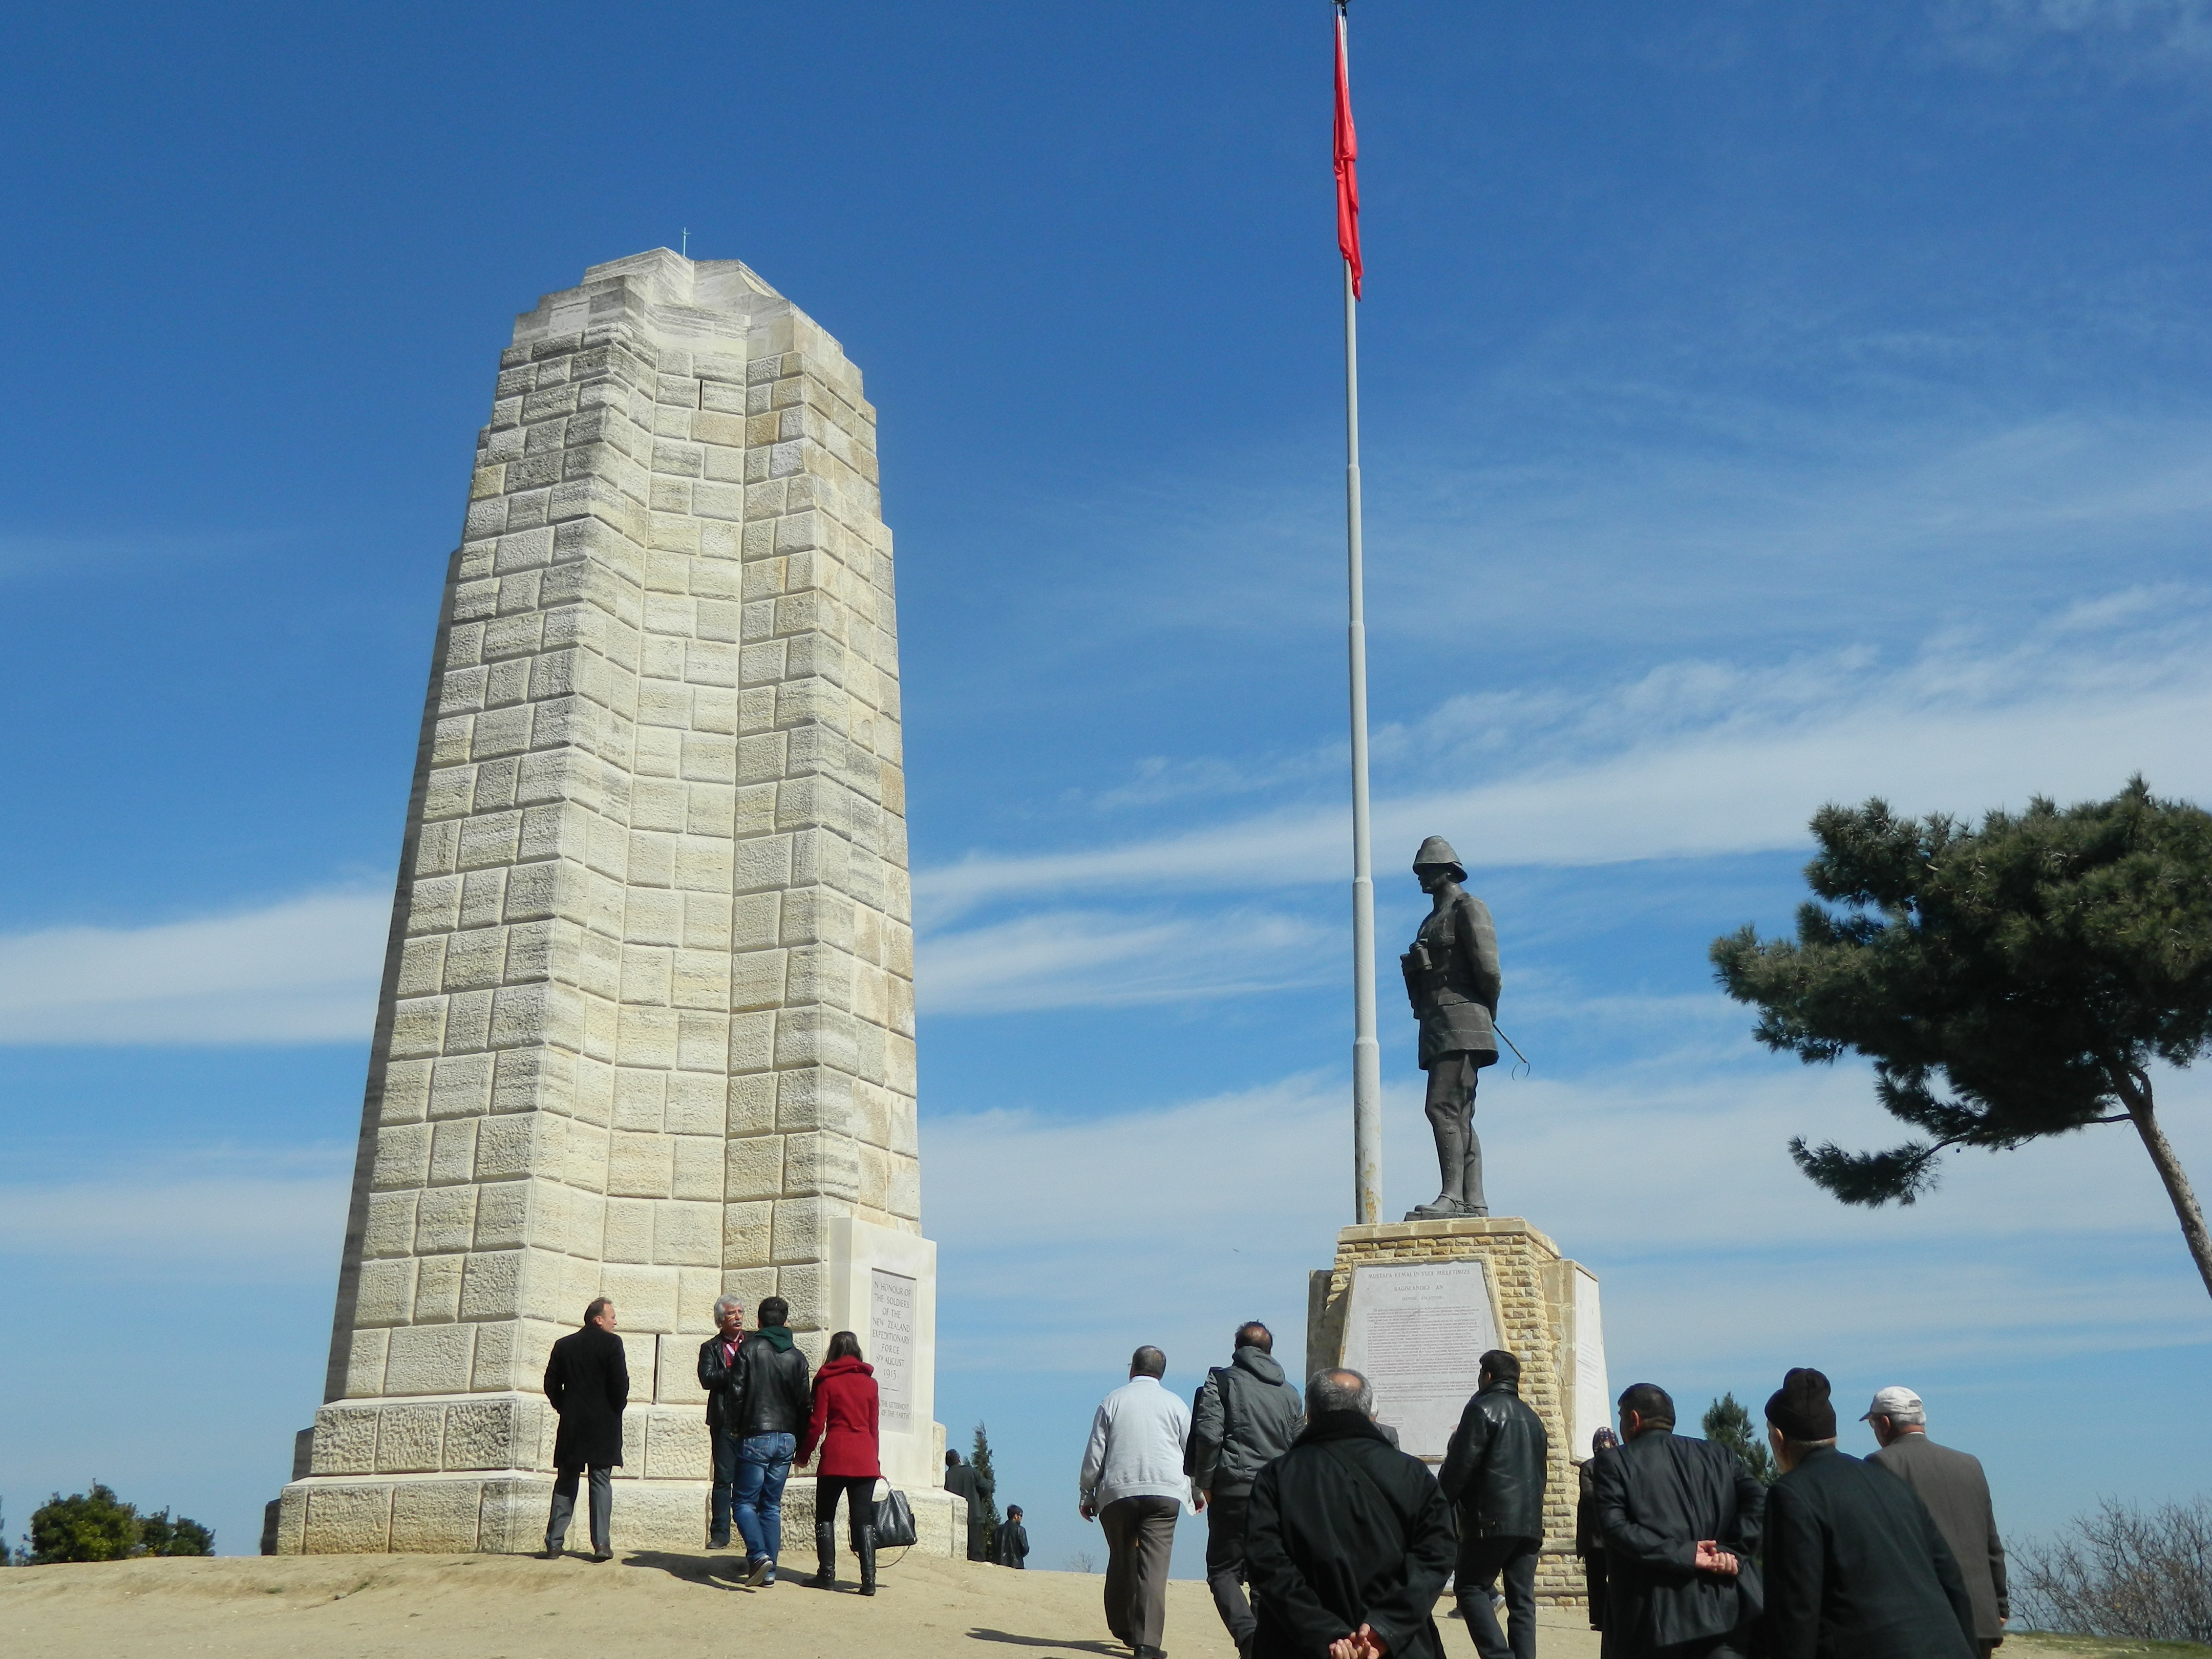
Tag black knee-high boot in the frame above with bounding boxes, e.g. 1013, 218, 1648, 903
856, 1522, 878, 1596
811, 1520, 837, 1588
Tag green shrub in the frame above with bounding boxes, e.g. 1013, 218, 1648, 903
29, 1485, 140, 1563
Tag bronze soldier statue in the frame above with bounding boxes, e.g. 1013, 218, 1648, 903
1400, 836, 1501, 1220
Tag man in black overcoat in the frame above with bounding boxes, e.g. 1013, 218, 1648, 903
1761, 1368, 1975, 1659
543, 1296, 629, 1561
1438, 1349, 1548, 1659
1590, 1382, 1765, 1659
1245, 1368, 1457, 1659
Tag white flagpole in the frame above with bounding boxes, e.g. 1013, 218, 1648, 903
1340, 7, 1382, 1227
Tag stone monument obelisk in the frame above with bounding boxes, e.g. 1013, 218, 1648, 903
270, 250, 955, 1556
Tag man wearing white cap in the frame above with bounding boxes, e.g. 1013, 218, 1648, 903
1865, 1387, 2010, 1655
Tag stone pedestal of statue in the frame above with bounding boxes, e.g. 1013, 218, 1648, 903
1307, 1216, 1609, 1608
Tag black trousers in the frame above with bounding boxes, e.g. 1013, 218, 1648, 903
1457, 1535, 1538, 1659
1203, 1489, 1258, 1650
815, 1473, 877, 1545
710, 1426, 740, 1543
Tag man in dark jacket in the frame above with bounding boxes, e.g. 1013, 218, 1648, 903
730, 1294, 811, 1586
543, 1296, 628, 1561
1865, 1388, 2010, 1655
1762, 1368, 1975, 1659
1591, 1382, 1765, 1658
993, 1504, 1030, 1568
697, 1293, 746, 1549
1246, 1368, 1457, 1659
945, 1450, 992, 1561
1438, 1349, 1548, 1659
1189, 1321, 1305, 1657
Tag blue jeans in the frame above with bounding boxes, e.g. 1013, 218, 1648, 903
732, 1432, 796, 1562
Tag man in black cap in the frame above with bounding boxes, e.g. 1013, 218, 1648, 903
1762, 1367, 1976, 1659
1400, 836, 1502, 1220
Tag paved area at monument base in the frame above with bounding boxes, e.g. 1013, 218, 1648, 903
0, 1550, 1608, 1659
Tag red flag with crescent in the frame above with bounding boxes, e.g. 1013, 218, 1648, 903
1334, 10, 1362, 297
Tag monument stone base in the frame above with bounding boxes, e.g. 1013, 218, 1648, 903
1307, 1217, 1609, 1609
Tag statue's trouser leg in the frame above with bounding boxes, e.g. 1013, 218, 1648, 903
1424, 1055, 1476, 1206
1462, 1068, 1486, 1214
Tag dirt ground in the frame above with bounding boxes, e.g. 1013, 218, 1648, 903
0, 1548, 1606, 1659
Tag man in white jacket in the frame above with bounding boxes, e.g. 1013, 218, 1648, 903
1080, 1346, 1192, 1659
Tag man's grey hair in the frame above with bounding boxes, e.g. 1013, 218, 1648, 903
712, 1293, 744, 1320
1308, 1368, 1375, 1418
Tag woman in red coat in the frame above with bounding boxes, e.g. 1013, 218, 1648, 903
798, 1329, 883, 1594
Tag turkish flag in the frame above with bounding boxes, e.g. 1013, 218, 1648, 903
1334, 11, 1361, 297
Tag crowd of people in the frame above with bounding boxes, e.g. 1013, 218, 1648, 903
540, 1294, 2009, 1659
1075, 1329, 2009, 1659
540, 1291, 1030, 1588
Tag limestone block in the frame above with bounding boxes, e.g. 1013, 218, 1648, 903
459, 1250, 525, 1322
670, 1135, 722, 1202
415, 1185, 479, 1254
645, 1411, 712, 1480
724, 1201, 773, 1269
304, 1483, 394, 1554
614, 1067, 667, 1131
376, 1404, 449, 1474
414, 1254, 464, 1323
442, 1397, 523, 1471
654, 1198, 719, 1265
274, 1484, 308, 1554
386, 1324, 476, 1395
774, 1065, 852, 1133
618, 1479, 712, 1551
345, 1329, 390, 1398
777, 1261, 827, 1332
477, 1477, 557, 1555
311, 1404, 380, 1476
725, 1134, 783, 1201
664, 1071, 725, 1134
604, 1196, 655, 1264
373, 1123, 433, 1190
365, 1190, 418, 1258
390, 1480, 485, 1552
355, 1258, 416, 1328
429, 1119, 478, 1185
602, 1266, 680, 1336
608, 1131, 674, 1197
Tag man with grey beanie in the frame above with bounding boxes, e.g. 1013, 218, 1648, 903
1761, 1368, 1976, 1659
1866, 1387, 2011, 1655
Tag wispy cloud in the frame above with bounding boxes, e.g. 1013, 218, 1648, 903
0, 1144, 351, 1278
0, 891, 388, 1045
917, 591, 2212, 919
1934, 0, 2212, 77
917, 908, 1330, 1015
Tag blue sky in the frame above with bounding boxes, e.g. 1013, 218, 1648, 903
5, 0, 2212, 1581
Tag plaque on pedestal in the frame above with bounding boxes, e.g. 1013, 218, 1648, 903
1339, 1260, 1500, 1459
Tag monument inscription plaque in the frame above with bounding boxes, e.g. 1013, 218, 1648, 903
871, 1267, 916, 1434
1339, 1259, 1499, 1459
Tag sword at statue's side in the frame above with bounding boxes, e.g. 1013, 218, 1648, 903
1334, 0, 1381, 1225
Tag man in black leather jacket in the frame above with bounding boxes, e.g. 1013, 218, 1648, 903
729, 1295, 812, 1586
1591, 1382, 1766, 1658
1439, 1350, 1548, 1659
697, 1294, 747, 1549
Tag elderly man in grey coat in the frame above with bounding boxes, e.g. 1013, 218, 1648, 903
1865, 1388, 2010, 1655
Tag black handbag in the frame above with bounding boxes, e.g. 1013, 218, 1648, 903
875, 1487, 918, 1548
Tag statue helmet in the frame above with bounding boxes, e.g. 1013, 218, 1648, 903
1412, 836, 1466, 880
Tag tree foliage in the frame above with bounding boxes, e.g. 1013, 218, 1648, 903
970, 1421, 1002, 1559
1710, 778, 2212, 1295
29, 1485, 141, 1563
25, 1484, 213, 1563
1701, 1393, 1776, 1486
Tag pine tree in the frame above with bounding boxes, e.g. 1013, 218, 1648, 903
970, 1422, 1003, 1560
1701, 1394, 1776, 1486
1712, 779, 2212, 1299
